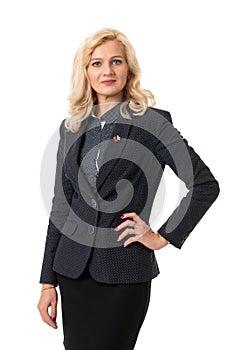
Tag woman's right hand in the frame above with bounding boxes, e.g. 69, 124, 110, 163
37, 285, 58, 329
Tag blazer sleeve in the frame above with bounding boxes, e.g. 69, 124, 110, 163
39, 120, 74, 285
154, 111, 220, 249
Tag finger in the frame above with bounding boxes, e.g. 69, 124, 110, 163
114, 219, 135, 231
117, 228, 135, 242
51, 301, 57, 322
121, 212, 139, 221
123, 236, 139, 247
39, 308, 58, 329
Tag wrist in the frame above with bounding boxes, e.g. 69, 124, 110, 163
150, 229, 170, 248
41, 285, 56, 293
42, 283, 55, 288
41, 283, 56, 292
157, 233, 170, 244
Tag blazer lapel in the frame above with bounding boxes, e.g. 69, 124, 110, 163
64, 118, 95, 196
96, 117, 133, 191
65, 115, 133, 195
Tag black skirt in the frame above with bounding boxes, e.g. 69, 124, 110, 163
57, 265, 151, 350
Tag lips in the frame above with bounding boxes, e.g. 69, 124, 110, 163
101, 80, 116, 85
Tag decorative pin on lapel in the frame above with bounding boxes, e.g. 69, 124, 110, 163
113, 134, 121, 143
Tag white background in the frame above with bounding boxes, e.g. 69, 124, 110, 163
0, 0, 232, 349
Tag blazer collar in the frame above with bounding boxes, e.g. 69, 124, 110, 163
91, 102, 121, 124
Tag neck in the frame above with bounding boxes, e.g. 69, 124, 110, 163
95, 93, 124, 118
95, 101, 120, 118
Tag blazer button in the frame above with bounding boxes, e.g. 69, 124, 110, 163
88, 225, 95, 234
91, 199, 97, 208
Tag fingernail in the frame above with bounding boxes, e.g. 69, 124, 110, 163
120, 215, 124, 218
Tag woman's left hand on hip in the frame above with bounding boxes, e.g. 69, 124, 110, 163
114, 212, 169, 250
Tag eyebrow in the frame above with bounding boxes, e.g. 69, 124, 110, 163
90, 55, 124, 61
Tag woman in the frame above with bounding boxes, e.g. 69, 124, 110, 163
38, 28, 220, 350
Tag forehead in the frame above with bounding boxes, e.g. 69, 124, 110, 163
91, 40, 125, 58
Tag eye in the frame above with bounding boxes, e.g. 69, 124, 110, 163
112, 59, 122, 65
92, 61, 101, 67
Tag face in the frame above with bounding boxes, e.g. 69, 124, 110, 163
87, 40, 128, 104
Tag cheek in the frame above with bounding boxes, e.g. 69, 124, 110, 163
119, 68, 128, 85
87, 69, 98, 86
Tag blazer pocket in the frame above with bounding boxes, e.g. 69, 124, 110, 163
61, 220, 78, 237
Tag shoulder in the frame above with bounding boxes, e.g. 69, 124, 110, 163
148, 107, 173, 124
130, 106, 173, 130
127, 107, 175, 142
59, 118, 75, 138
59, 118, 67, 133
57, 118, 74, 145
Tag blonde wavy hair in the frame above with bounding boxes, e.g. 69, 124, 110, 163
65, 28, 156, 132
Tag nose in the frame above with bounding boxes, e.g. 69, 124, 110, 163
102, 61, 114, 76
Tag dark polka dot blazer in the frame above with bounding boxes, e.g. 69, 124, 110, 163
39, 105, 220, 286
